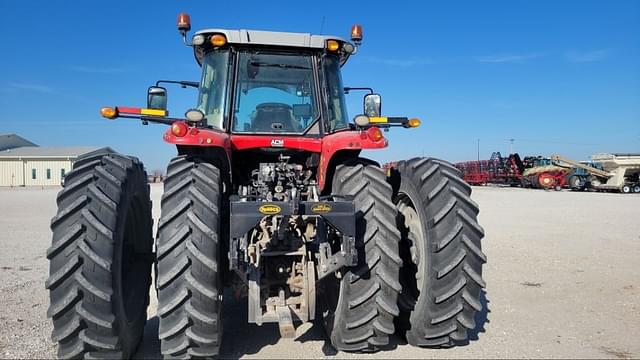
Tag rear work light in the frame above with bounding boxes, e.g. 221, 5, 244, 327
210, 34, 227, 47
326, 40, 340, 52
171, 121, 189, 137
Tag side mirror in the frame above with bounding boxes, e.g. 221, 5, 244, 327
147, 86, 167, 110
364, 93, 381, 117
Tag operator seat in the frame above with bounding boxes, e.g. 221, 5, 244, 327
252, 103, 300, 132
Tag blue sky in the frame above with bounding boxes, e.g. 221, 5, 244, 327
1, 0, 638, 171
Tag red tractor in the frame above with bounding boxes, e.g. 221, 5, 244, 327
46, 14, 485, 359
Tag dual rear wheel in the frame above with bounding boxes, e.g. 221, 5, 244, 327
47, 154, 485, 358
390, 158, 486, 347
47, 152, 153, 359
321, 158, 486, 350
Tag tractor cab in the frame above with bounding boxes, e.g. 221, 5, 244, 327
150, 17, 368, 138
189, 29, 354, 136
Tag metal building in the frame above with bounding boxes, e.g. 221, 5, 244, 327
0, 134, 112, 187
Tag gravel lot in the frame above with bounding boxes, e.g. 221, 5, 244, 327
0, 184, 638, 359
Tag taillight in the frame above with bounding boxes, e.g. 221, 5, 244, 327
171, 121, 188, 137
366, 126, 384, 142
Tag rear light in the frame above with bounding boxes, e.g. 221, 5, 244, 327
326, 40, 340, 52
171, 121, 188, 137
192, 34, 205, 45
354, 114, 370, 127
210, 34, 227, 47
367, 126, 384, 142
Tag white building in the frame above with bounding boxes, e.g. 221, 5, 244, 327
0, 134, 111, 187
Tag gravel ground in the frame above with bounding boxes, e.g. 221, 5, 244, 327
0, 184, 638, 359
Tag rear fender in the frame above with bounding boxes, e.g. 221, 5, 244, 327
165, 127, 232, 184
318, 130, 387, 191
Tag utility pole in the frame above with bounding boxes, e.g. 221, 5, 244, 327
477, 139, 480, 161
509, 138, 514, 155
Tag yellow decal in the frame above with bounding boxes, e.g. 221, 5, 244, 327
311, 203, 332, 214
140, 108, 167, 117
368, 116, 388, 123
259, 204, 281, 215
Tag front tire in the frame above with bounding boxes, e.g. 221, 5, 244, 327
390, 158, 486, 347
156, 156, 223, 358
47, 152, 153, 359
319, 162, 402, 352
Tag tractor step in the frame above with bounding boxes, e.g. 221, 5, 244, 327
277, 306, 296, 338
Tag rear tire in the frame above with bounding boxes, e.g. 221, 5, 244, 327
47, 152, 153, 359
621, 184, 631, 193
568, 175, 583, 190
588, 175, 601, 187
319, 162, 402, 352
156, 156, 223, 358
390, 158, 486, 347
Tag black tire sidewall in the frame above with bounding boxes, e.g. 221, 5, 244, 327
111, 166, 152, 357
396, 171, 433, 331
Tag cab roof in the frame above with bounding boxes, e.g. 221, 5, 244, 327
192, 28, 352, 66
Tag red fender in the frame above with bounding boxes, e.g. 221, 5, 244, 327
163, 124, 388, 192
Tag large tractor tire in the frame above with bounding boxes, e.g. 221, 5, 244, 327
587, 175, 602, 187
319, 162, 402, 352
46, 152, 153, 359
156, 156, 223, 358
389, 158, 486, 347
568, 175, 583, 190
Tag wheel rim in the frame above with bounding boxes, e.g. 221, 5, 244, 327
396, 194, 424, 311
120, 193, 149, 323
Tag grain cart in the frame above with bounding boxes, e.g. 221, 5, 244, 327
46, 14, 485, 359
553, 153, 640, 193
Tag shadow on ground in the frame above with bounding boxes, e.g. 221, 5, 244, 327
135, 289, 332, 359
135, 289, 490, 358
468, 289, 490, 343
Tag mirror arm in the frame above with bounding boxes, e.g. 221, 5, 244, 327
155, 80, 200, 88
117, 114, 179, 126
344, 87, 373, 94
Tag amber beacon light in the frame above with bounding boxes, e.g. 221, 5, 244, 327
177, 13, 191, 33
350, 24, 363, 44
